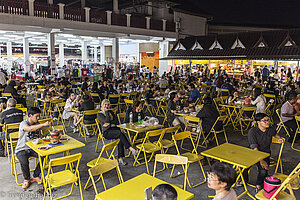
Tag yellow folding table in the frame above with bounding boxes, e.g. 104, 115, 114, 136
26, 135, 85, 187
95, 173, 194, 200
201, 143, 269, 200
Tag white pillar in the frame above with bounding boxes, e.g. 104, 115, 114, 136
58, 3, 65, 20
126, 14, 131, 27
84, 7, 90, 23
162, 19, 167, 31
159, 40, 169, 75
100, 44, 105, 64
48, 33, 56, 74
145, 17, 151, 29
106, 11, 112, 25
23, 38, 30, 73
113, 0, 119, 14
93, 46, 98, 63
47, 0, 53, 4
7, 42, 12, 74
59, 43, 64, 67
81, 41, 88, 64
112, 38, 119, 70
28, 0, 35, 16
147, 2, 152, 16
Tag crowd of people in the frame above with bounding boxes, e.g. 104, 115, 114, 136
0, 63, 299, 199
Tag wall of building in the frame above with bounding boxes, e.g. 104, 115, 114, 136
139, 43, 159, 52
174, 11, 207, 37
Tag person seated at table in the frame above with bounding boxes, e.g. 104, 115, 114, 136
164, 85, 175, 97
99, 80, 109, 98
167, 92, 183, 127
4, 80, 27, 107
294, 94, 300, 115
0, 97, 7, 113
81, 77, 89, 93
186, 84, 201, 103
240, 113, 283, 192
220, 78, 234, 96
152, 184, 177, 200
57, 81, 70, 100
39, 75, 49, 86
132, 80, 140, 91
0, 98, 23, 156
97, 99, 138, 165
250, 87, 266, 114
108, 84, 118, 95
91, 82, 102, 103
284, 84, 296, 102
146, 84, 160, 106
196, 97, 220, 145
208, 162, 238, 200
226, 91, 239, 105
125, 100, 144, 123
280, 94, 298, 143
17, 81, 27, 94
62, 92, 81, 131
78, 94, 95, 135
15, 107, 51, 189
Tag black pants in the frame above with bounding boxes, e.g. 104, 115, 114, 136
243, 157, 270, 187
16, 149, 44, 180
284, 119, 298, 141
103, 127, 131, 158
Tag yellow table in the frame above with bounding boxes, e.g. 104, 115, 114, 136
26, 135, 85, 187
117, 123, 163, 146
201, 143, 269, 199
95, 173, 194, 200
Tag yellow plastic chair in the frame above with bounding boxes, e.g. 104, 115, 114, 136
133, 129, 165, 174
264, 99, 275, 124
155, 126, 180, 154
237, 106, 256, 136
129, 92, 137, 100
79, 110, 99, 143
18, 107, 28, 116
2, 93, 13, 99
117, 112, 126, 125
47, 99, 64, 119
220, 88, 229, 97
153, 154, 188, 190
292, 116, 300, 152
84, 139, 120, 190
95, 118, 107, 153
108, 94, 120, 111
270, 137, 285, 174
43, 153, 83, 200
119, 93, 130, 112
15, 104, 23, 108
183, 115, 204, 149
124, 99, 133, 111
56, 102, 66, 126
213, 97, 227, 116
276, 109, 291, 137
90, 93, 101, 106
4, 122, 21, 158
255, 163, 300, 200
201, 115, 228, 147
89, 160, 123, 198
172, 131, 206, 188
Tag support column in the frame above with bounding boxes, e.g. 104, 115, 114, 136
159, 40, 169, 75
23, 38, 30, 73
126, 14, 131, 27
147, 1, 152, 16
81, 41, 88, 65
84, 7, 90, 23
100, 44, 105, 64
113, 0, 119, 14
145, 17, 151, 29
106, 11, 112, 25
28, 0, 35, 16
93, 46, 98, 63
58, 3, 65, 20
48, 33, 56, 74
59, 43, 64, 67
81, 0, 85, 8
47, 0, 53, 4
162, 19, 167, 31
7, 42, 12, 74
112, 38, 119, 70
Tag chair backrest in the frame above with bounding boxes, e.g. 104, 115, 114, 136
276, 109, 283, 123
164, 126, 180, 134
153, 154, 188, 190
142, 129, 165, 146
49, 153, 82, 167
96, 139, 120, 164
83, 110, 99, 116
18, 107, 27, 115
268, 162, 300, 200
272, 137, 285, 174
88, 159, 123, 194
124, 99, 133, 105
173, 131, 198, 154
5, 122, 21, 132
117, 113, 126, 124
16, 104, 23, 108
263, 93, 276, 99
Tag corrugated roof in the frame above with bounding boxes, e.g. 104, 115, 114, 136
165, 29, 300, 60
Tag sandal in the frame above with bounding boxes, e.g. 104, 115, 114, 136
255, 185, 262, 193
22, 180, 31, 189
118, 158, 127, 166
235, 181, 243, 187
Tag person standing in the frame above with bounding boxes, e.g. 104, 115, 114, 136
261, 65, 270, 82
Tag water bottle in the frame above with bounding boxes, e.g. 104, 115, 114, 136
196, 123, 201, 133
129, 112, 133, 124
138, 113, 142, 124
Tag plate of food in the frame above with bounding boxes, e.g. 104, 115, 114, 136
60, 137, 70, 141
135, 124, 146, 128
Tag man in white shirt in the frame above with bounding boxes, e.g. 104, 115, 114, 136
0, 71, 6, 86
281, 94, 298, 142
57, 66, 65, 79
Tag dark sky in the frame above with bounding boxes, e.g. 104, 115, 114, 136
179, 0, 300, 28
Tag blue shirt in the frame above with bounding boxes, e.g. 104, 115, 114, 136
188, 88, 201, 102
